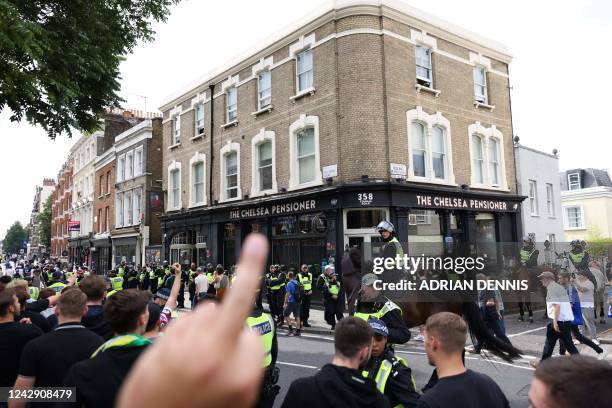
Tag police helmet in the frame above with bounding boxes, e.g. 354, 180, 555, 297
376, 220, 395, 233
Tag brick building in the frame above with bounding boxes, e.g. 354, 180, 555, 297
28, 178, 55, 258
159, 0, 524, 272
111, 117, 164, 267
50, 161, 73, 261
92, 147, 116, 273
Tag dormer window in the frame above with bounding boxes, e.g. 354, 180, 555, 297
568, 172, 581, 190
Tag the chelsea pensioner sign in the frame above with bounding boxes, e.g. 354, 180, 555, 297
229, 199, 317, 220
415, 194, 516, 212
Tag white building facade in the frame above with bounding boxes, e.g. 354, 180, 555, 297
514, 144, 563, 246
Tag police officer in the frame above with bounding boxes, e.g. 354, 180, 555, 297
268, 265, 286, 326
124, 263, 139, 289
297, 264, 313, 327
355, 273, 411, 345
138, 265, 149, 290
27, 277, 40, 300
107, 269, 124, 297
188, 262, 198, 306
149, 263, 159, 294
363, 318, 420, 407
517, 236, 539, 323
375, 221, 405, 284
317, 265, 343, 330
568, 240, 597, 289
206, 264, 217, 297
247, 304, 279, 408
48, 271, 67, 293
117, 260, 126, 278
264, 265, 275, 315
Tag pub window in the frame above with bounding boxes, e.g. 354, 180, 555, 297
258, 70, 272, 109
272, 216, 297, 236
172, 115, 181, 145
298, 213, 327, 234
411, 122, 427, 177
289, 115, 322, 190
296, 49, 313, 92
346, 209, 386, 230
193, 161, 205, 205
473, 66, 488, 104
170, 168, 181, 209
432, 126, 446, 179
415, 45, 433, 88
471, 135, 484, 184
226, 87, 237, 123
195, 103, 205, 135
297, 128, 316, 184
489, 138, 501, 186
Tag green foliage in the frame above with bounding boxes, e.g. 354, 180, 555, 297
37, 195, 52, 248
3, 221, 28, 254
0, 0, 179, 139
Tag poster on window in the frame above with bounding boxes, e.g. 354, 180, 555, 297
145, 246, 162, 265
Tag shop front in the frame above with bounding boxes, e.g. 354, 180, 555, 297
111, 234, 139, 267
161, 182, 524, 279
91, 233, 112, 274
68, 235, 92, 267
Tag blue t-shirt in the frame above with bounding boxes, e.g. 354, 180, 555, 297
286, 279, 298, 303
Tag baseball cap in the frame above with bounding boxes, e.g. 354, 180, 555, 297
155, 288, 170, 300
361, 273, 378, 286
368, 318, 389, 337
537, 271, 555, 280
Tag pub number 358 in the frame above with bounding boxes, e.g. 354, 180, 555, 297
357, 193, 374, 205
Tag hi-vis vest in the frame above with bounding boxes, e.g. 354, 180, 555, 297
362, 355, 415, 408
326, 278, 340, 296
388, 237, 404, 258
520, 249, 535, 264
246, 313, 275, 368
48, 282, 67, 293
207, 272, 214, 285
65, 272, 73, 281
569, 251, 584, 264
117, 267, 125, 277
354, 299, 402, 322
270, 274, 285, 291
28, 286, 40, 300
110, 276, 123, 291
298, 272, 312, 292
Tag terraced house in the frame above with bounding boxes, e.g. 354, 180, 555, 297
160, 0, 524, 273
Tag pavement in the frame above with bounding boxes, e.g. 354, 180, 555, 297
178, 295, 611, 408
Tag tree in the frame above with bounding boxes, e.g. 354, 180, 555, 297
3, 221, 28, 255
37, 195, 52, 248
0, 0, 180, 139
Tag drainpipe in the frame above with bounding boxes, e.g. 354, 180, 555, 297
208, 84, 214, 207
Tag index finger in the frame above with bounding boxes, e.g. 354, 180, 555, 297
218, 233, 268, 339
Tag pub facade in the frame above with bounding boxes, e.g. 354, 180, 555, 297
159, 1, 524, 275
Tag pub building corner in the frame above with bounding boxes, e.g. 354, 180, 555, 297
160, 181, 525, 288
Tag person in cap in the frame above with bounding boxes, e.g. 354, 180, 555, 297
568, 240, 597, 289
317, 265, 343, 330
363, 318, 420, 407
355, 273, 411, 345
375, 221, 405, 284
268, 264, 286, 326
531, 271, 579, 367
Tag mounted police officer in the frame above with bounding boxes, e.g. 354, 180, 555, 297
363, 318, 419, 407
297, 264, 313, 327
568, 240, 597, 289
375, 220, 405, 284
355, 273, 411, 345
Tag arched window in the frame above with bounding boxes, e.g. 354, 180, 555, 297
471, 135, 484, 184
432, 126, 446, 180
468, 122, 507, 189
411, 122, 426, 177
488, 138, 500, 186
250, 129, 277, 197
289, 115, 322, 190
220, 141, 241, 202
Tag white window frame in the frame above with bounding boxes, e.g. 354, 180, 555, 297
189, 152, 207, 207
194, 103, 205, 136
115, 192, 123, 227
406, 107, 455, 185
226, 87, 237, 123
414, 209, 432, 225
134, 147, 143, 177
258, 70, 272, 110
546, 183, 555, 217
220, 141, 242, 202
123, 190, 132, 226
563, 205, 585, 230
529, 180, 538, 216
172, 114, 181, 145
105, 207, 110, 232
117, 154, 126, 182
167, 161, 182, 211
296, 49, 313, 93
488, 137, 501, 187
468, 122, 508, 190
473, 66, 488, 104
415, 45, 433, 88
125, 151, 134, 180
568, 173, 581, 190
289, 114, 322, 190
133, 188, 142, 225
250, 129, 277, 197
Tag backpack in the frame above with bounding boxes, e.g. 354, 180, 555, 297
292, 279, 304, 303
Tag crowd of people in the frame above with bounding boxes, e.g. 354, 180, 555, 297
0, 224, 611, 407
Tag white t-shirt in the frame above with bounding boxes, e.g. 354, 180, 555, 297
546, 281, 574, 322
575, 278, 595, 308
194, 273, 208, 294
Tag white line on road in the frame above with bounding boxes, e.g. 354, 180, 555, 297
508, 326, 547, 338
395, 350, 535, 371
277, 361, 318, 369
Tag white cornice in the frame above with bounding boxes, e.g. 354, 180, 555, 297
561, 186, 612, 201
159, 0, 511, 111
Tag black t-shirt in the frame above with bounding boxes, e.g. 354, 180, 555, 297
417, 369, 509, 408
18, 323, 104, 387
63, 345, 148, 408
0, 321, 43, 386
81, 305, 113, 340
25, 298, 50, 313
18, 310, 51, 333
